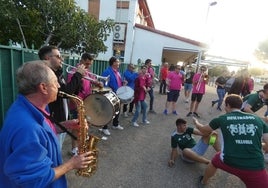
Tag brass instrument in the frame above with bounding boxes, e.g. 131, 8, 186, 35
62, 62, 110, 85
196, 73, 209, 91
58, 91, 100, 177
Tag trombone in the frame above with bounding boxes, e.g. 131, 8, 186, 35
62, 62, 110, 85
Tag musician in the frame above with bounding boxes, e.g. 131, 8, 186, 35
186, 65, 208, 118
38, 45, 87, 149
0, 61, 93, 187
122, 63, 138, 117
145, 59, 157, 114
100, 56, 125, 136
67, 53, 103, 155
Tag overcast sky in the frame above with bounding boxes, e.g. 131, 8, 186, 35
146, 0, 268, 63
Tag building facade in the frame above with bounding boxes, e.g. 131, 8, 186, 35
76, 0, 207, 66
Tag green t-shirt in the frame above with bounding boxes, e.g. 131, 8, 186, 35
209, 111, 268, 170
171, 127, 196, 150
242, 92, 265, 112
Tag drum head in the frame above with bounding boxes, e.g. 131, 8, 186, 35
116, 86, 134, 101
84, 94, 114, 126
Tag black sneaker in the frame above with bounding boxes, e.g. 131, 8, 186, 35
186, 112, 192, 117
193, 112, 200, 118
197, 176, 205, 188
211, 101, 216, 107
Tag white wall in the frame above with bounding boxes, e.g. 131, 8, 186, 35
130, 27, 204, 65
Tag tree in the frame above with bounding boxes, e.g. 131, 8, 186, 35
254, 37, 268, 64
0, 0, 114, 55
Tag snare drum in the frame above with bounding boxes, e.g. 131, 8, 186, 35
84, 91, 120, 126
116, 86, 134, 104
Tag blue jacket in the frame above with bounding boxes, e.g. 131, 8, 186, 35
0, 95, 67, 188
123, 69, 138, 89
102, 66, 122, 92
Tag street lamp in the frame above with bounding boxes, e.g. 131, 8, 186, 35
205, 1, 217, 24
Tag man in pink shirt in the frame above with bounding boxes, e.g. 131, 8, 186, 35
145, 59, 157, 114
186, 65, 208, 118
163, 65, 184, 115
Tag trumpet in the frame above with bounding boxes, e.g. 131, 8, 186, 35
196, 73, 208, 91
62, 62, 110, 85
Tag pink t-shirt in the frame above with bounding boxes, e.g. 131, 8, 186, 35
133, 74, 147, 103
167, 71, 184, 90
192, 73, 206, 94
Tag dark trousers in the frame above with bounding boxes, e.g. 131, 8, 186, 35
103, 111, 120, 129
123, 101, 134, 113
148, 87, 154, 111
159, 80, 167, 94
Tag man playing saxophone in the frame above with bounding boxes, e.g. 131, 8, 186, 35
186, 65, 208, 118
0, 61, 93, 188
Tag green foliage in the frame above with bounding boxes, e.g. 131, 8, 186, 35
248, 67, 263, 76
208, 66, 229, 77
0, 0, 115, 55
255, 37, 268, 63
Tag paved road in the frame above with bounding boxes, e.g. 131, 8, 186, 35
62, 84, 267, 188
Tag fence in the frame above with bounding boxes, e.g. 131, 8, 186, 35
0, 45, 159, 128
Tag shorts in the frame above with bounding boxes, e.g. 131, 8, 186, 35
184, 83, 193, 91
212, 152, 268, 187
181, 138, 209, 163
191, 93, 203, 102
167, 90, 180, 102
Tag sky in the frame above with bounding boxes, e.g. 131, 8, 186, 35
146, 0, 268, 65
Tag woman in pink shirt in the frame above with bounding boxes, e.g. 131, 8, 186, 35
163, 65, 184, 115
131, 65, 151, 127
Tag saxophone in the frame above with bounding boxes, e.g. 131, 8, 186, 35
58, 91, 100, 177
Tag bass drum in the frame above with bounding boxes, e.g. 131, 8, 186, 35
116, 86, 134, 104
84, 91, 120, 126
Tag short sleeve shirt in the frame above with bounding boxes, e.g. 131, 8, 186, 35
171, 127, 196, 150
209, 111, 268, 170
242, 92, 265, 112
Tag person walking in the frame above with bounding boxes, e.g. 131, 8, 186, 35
211, 72, 227, 111
184, 66, 195, 103
194, 94, 268, 188
163, 65, 184, 115
159, 62, 169, 95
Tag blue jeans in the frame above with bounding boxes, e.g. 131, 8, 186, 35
132, 100, 148, 123
213, 88, 226, 108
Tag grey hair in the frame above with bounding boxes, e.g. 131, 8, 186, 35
16, 61, 53, 95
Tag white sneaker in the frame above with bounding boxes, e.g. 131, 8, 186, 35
143, 120, 150, 124
112, 125, 124, 130
102, 129, 111, 136
132, 122, 139, 127
123, 112, 128, 117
